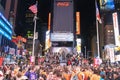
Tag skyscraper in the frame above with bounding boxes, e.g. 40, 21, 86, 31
114, 0, 120, 10
0, 0, 17, 49
1, 0, 18, 35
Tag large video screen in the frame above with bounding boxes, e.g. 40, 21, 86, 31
52, 0, 74, 33
52, 41, 73, 47
52, 47, 72, 53
51, 33, 74, 41
99, 0, 115, 11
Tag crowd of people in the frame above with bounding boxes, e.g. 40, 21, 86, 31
0, 52, 120, 80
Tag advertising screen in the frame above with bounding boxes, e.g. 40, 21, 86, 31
99, 0, 115, 11
52, 47, 72, 53
52, 42, 73, 47
0, 12, 12, 40
51, 33, 74, 41
52, 0, 74, 32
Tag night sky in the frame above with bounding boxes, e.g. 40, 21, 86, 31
38, 0, 96, 47
38, 0, 96, 26
16, 0, 96, 50
16, 0, 96, 31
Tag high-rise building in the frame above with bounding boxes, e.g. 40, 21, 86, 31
1, 0, 18, 35
0, 0, 17, 49
114, 0, 120, 10
0, 0, 4, 14
49, 0, 76, 54
16, 0, 47, 55
104, 25, 115, 45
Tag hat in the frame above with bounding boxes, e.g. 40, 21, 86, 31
21, 76, 28, 79
0, 71, 3, 79
113, 72, 119, 75
0, 71, 3, 76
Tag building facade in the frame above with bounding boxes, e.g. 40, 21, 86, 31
0, 0, 17, 50
1, 0, 18, 34
50, 0, 75, 54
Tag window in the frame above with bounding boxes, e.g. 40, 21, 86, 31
1, 0, 6, 9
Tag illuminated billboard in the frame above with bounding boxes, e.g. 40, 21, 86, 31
99, 0, 115, 11
0, 12, 12, 40
51, 33, 74, 41
52, 47, 72, 53
76, 38, 81, 53
112, 12, 120, 46
76, 12, 80, 35
45, 30, 51, 50
52, 0, 74, 33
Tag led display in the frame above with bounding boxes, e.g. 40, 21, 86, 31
53, 0, 74, 33
0, 12, 13, 29
0, 12, 12, 40
100, 0, 115, 11
0, 28, 11, 40
0, 20, 12, 35
51, 33, 74, 41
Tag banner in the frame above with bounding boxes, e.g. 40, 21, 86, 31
0, 57, 4, 66
45, 30, 51, 50
112, 12, 120, 46
76, 38, 81, 53
76, 12, 80, 34
94, 58, 102, 67
30, 56, 35, 63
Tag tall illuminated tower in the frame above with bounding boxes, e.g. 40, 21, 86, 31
50, 0, 75, 53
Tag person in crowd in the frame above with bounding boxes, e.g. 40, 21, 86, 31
113, 71, 120, 80
90, 69, 101, 80
2, 51, 120, 80
62, 66, 72, 80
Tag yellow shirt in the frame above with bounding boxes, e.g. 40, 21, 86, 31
84, 71, 90, 80
78, 72, 84, 80
90, 74, 100, 80
63, 72, 71, 80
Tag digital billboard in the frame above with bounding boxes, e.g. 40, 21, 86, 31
52, 47, 72, 53
52, 0, 74, 33
99, 0, 115, 11
76, 12, 80, 35
45, 30, 51, 50
51, 33, 74, 41
0, 12, 12, 40
112, 12, 120, 46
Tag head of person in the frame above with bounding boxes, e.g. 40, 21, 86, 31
113, 72, 119, 79
93, 69, 99, 75
39, 76, 44, 80
21, 76, 28, 80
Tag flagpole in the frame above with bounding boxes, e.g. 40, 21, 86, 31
32, 1, 38, 57
32, 13, 37, 56
95, 0, 100, 58
96, 20, 100, 58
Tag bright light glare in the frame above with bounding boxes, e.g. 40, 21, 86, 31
0, 28, 11, 40
0, 12, 13, 29
0, 20, 12, 34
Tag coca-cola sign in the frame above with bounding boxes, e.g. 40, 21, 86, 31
57, 2, 69, 7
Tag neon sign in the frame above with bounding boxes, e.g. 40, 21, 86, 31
0, 12, 13, 29
0, 28, 11, 40
0, 20, 12, 35
57, 2, 70, 7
